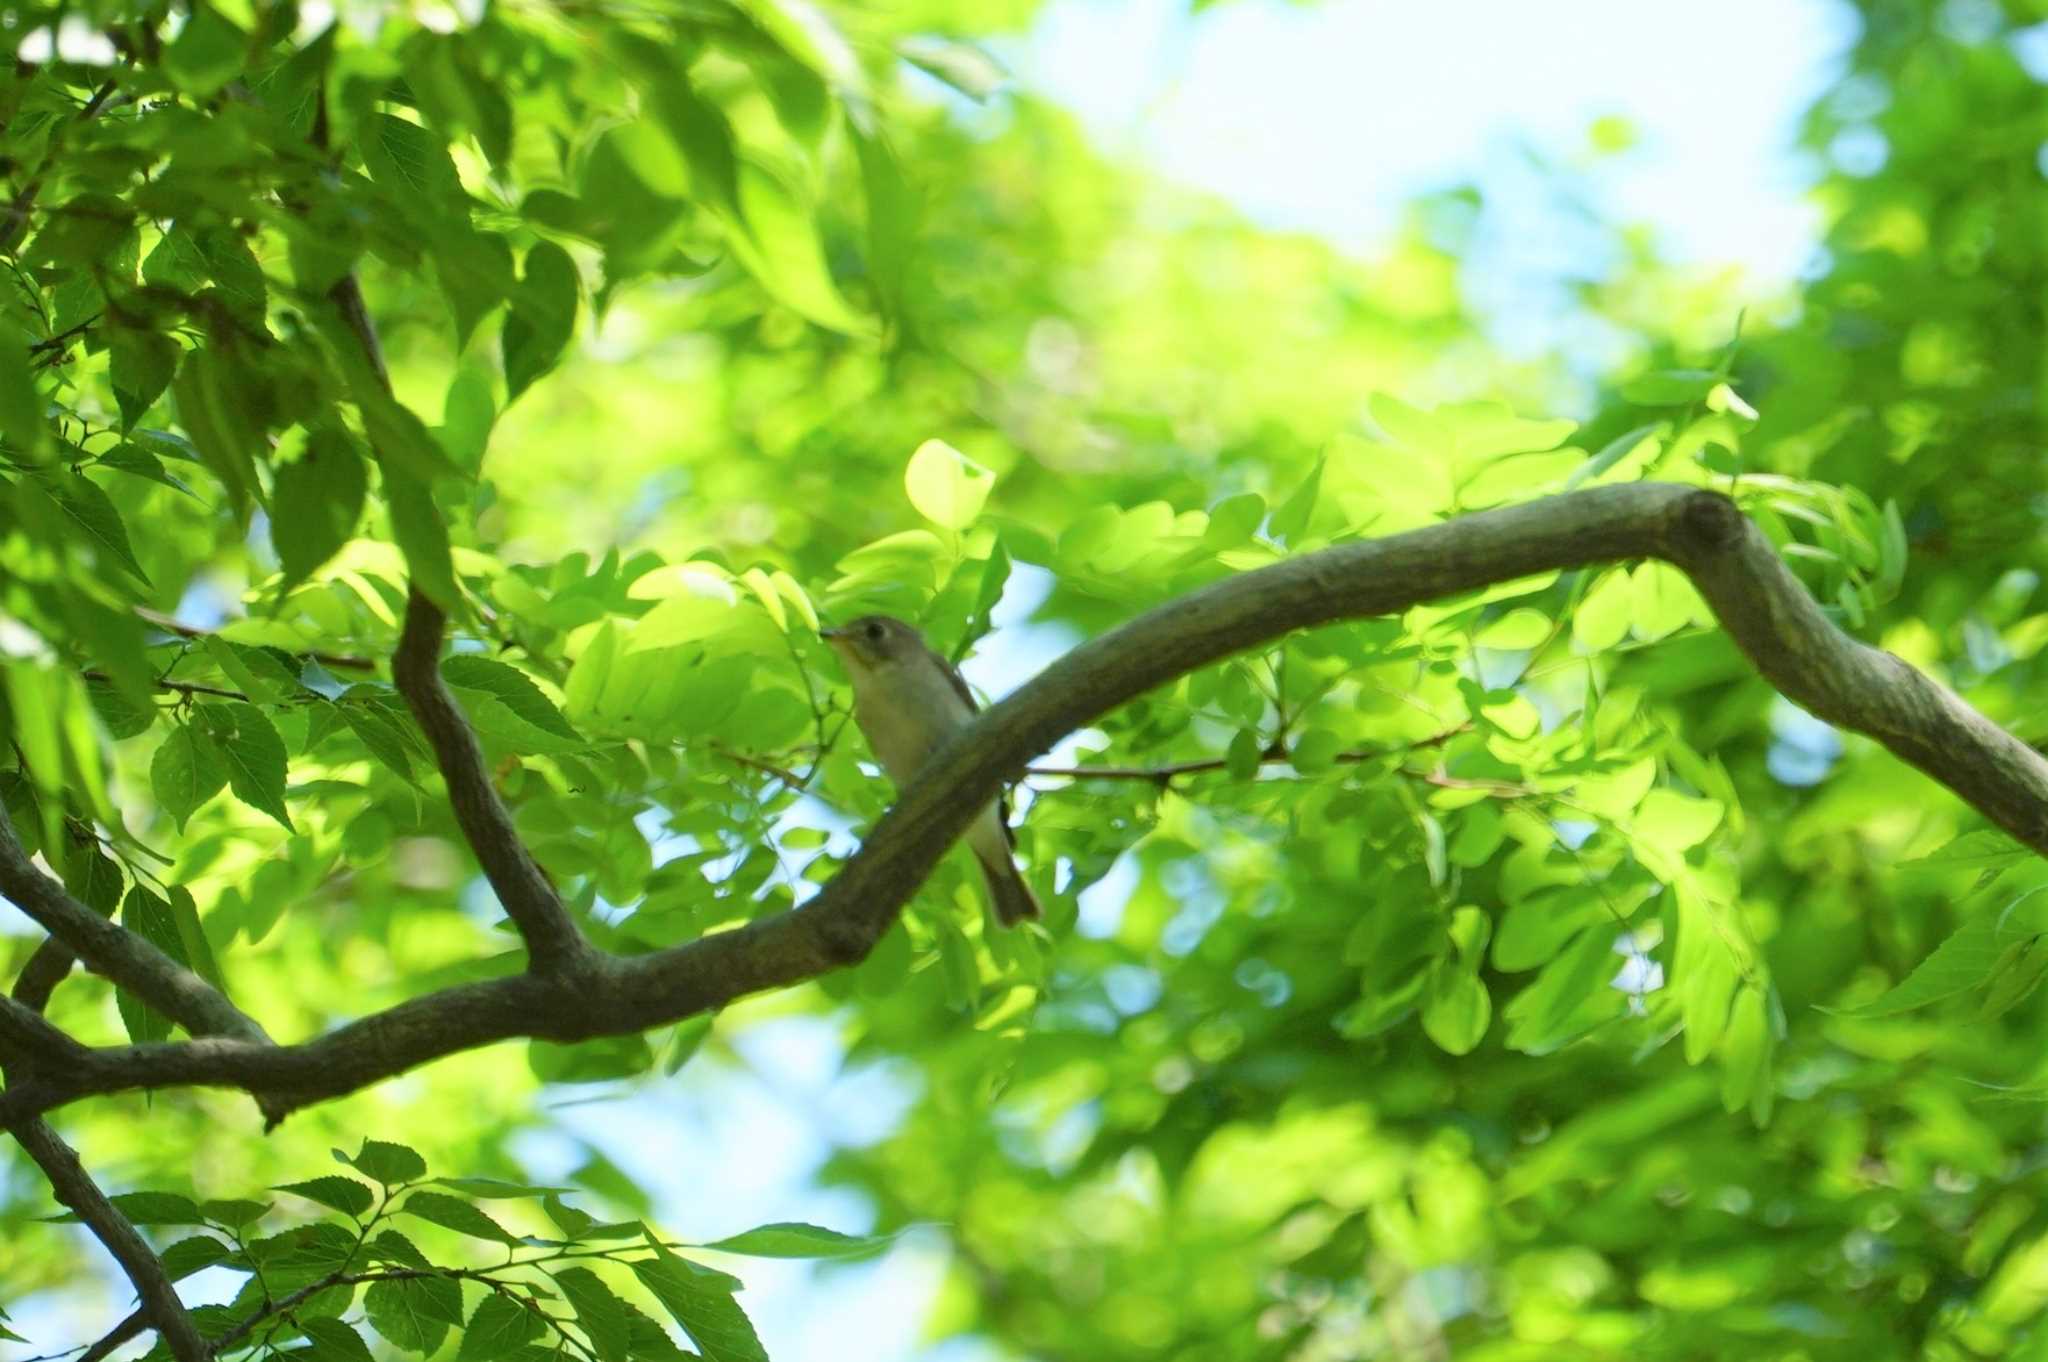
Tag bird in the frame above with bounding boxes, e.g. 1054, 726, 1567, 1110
820, 614, 1042, 926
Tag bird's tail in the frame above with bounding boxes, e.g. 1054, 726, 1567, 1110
976, 850, 1042, 927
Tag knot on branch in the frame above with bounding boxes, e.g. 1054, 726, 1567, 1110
1674, 489, 1746, 555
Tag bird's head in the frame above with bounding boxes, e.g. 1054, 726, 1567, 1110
820, 614, 924, 674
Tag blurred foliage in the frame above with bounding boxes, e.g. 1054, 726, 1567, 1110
1, 0, 2047, 1359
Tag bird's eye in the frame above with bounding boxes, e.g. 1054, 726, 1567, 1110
865, 621, 884, 641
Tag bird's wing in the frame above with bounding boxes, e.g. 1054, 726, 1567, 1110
930, 636, 1017, 845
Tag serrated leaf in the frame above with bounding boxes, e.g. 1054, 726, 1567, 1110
301, 1318, 375, 1362
503, 241, 578, 403
162, 1234, 235, 1281
631, 1248, 768, 1362
457, 1292, 543, 1359
554, 1266, 631, 1362
117, 884, 185, 1043
273, 428, 368, 592
399, 1190, 520, 1244
48, 472, 150, 586
383, 466, 460, 612
195, 701, 292, 829
365, 1275, 461, 1354
274, 1176, 375, 1217
441, 656, 579, 740
0, 323, 45, 460
700, 1222, 894, 1260
342, 1139, 428, 1186
172, 348, 264, 522
108, 326, 180, 431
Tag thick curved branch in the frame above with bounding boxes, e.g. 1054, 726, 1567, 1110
9, 1121, 207, 1361
3, 484, 2046, 1125
3, 900, 206, 1361
0, 804, 268, 1046
329, 272, 587, 973
393, 589, 589, 972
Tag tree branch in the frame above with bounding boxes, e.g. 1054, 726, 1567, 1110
393, 588, 591, 974
323, 268, 588, 973
1026, 726, 1466, 784
3, 484, 2045, 1126
0, 802, 269, 1047
8, 1121, 208, 1362
133, 608, 376, 673
1, 859, 207, 1362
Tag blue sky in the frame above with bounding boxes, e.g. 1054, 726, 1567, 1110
2, 2, 1854, 1358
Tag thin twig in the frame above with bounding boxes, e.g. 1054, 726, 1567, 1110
1025, 725, 1467, 784
134, 608, 376, 672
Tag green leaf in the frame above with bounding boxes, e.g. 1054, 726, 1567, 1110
554, 1266, 632, 1362
172, 348, 264, 521
383, 467, 460, 611
1226, 727, 1262, 781
1633, 789, 1724, 852
162, 1234, 235, 1281
0, 323, 46, 461
433, 228, 514, 351
152, 723, 228, 831
503, 241, 579, 403
274, 1176, 376, 1218
528, 1034, 653, 1083
341, 1138, 428, 1186
1502, 924, 1622, 1055
195, 226, 268, 329
118, 893, 178, 1042
700, 1222, 894, 1260
399, 1190, 521, 1244
1902, 828, 2028, 870
1629, 561, 1706, 640
725, 159, 870, 335
457, 1292, 544, 1360
60, 840, 123, 915
300, 1318, 376, 1362
200, 1197, 271, 1229
1270, 457, 1323, 545
897, 35, 1007, 99
164, 1, 248, 96
904, 438, 994, 530
1571, 567, 1633, 652
166, 883, 224, 990
1718, 984, 1773, 1120
1475, 608, 1551, 650
100, 1191, 206, 1226
430, 1176, 568, 1199
360, 389, 462, 483
195, 701, 293, 830
1849, 910, 2008, 1017
665, 1014, 714, 1075
1421, 964, 1491, 1055
365, 113, 467, 206
108, 326, 180, 431
365, 1276, 461, 1354
1289, 727, 1343, 774
1620, 368, 1720, 406
1565, 422, 1661, 489
98, 441, 197, 496
631, 1248, 768, 1362
272, 428, 368, 592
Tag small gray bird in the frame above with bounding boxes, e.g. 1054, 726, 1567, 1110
821, 615, 1042, 926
